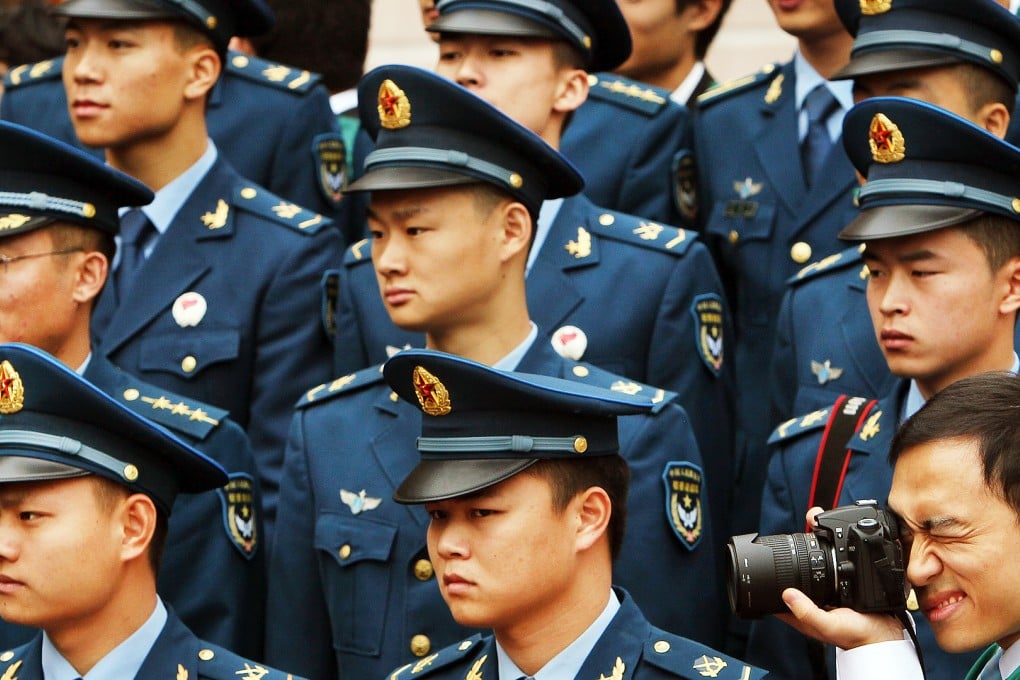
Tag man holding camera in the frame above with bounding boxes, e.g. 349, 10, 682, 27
756, 95, 1020, 680
780, 371, 1020, 680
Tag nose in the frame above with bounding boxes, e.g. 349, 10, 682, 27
372, 234, 407, 278
68, 42, 102, 85
430, 521, 468, 561
905, 538, 941, 589
873, 273, 909, 318
451, 53, 482, 89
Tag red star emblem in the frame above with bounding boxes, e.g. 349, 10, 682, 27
380, 84, 400, 117
0, 364, 14, 402
871, 118, 894, 152
414, 371, 436, 407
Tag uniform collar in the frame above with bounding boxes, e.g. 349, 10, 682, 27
527, 198, 565, 275
41, 598, 167, 680
495, 589, 620, 680
670, 61, 706, 106
125, 140, 218, 236
901, 353, 1020, 423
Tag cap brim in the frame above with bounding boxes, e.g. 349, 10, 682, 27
832, 49, 961, 81
427, 8, 559, 39
0, 455, 92, 483
839, 205, 984, 240
51, 0, 179, 20
346, 166, 485, 194
0, 214, 55, 237
393, 457, 538, 504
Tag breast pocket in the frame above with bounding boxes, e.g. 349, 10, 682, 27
314, 513, 398, 656
138, 329, 240, 379
705, 201, 777, 327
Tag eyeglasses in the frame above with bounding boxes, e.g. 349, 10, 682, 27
0, 248, 84, 274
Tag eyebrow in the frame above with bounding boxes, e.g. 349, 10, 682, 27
367, 205, 425, 224
862, 249, 939, 264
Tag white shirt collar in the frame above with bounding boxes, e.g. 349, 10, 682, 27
330, 88, 358, 116
41, 598, 168, 680
1001, 640, 1020, 677
670, 61, 706, 106
495, 590, 621, 680
75, 352, 92, 376
902, 353, 1020, 423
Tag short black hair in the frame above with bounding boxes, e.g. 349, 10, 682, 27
0, 0, 64, 67
890, 372, 1020, 519
675, 0, 733, 60
250, 0, 370, 93
959, 212, 1020, 273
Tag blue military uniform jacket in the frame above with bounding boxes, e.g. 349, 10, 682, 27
748, 384, 979, 680
563, 73, 694, 227
335, 192, 734, 538
266, 341, 723, 680
90, 157, 341, 540
0, 607, 305, 680
0, 355, 266, 658
769, 246, 895, 422
383, 589, 767, 680
1, 53, 346, 227
691, 61, 860, 532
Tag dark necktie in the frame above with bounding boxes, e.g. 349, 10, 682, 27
116, 208, 156, 297
800, 84, 839, 190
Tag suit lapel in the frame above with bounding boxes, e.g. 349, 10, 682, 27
368, 393, 427, 526
752, 63, 806, 216
789, 138, 856, 237
526, 195, 598, 334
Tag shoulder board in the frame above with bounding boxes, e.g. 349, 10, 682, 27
768, 407, 832, 445
343, 238, 372, 266
192, 644, 306, 679
224, 51, 322, 95
118, 382, 227, 442
696, 63, 780, 107
586, 73, 672, 116
232, 184, 331, 234
643, 633, 768, 679
0, 642, 31, 677
563, 362, 676, 415
588, 211, 697, 256
3, 57, 63, 90
297, 364, 386, 408
388, 635, 487, 680
788, 244, 866, 286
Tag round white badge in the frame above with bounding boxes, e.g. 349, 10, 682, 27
551, 325, 588, 361
172, 292, 207, 328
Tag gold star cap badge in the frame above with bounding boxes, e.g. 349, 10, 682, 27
869, 113, 906, 164
413, 366, 452, 416
0, 361, 24, 414
378, 79, 412, 130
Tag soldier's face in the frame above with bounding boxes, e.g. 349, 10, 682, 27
0, 477, 128, 632
435, 34, 580, 143
368, 186, 521, 334
615, 0, 706, 84
424, 472, 584, 633
62, 19, 204, 151
862, 227, 1019, 396
0, 229, 86, 363
888, 436, 1020, 652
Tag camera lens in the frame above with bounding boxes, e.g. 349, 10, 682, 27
727, 532, 835, 618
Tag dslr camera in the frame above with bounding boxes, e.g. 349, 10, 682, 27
727, 499, 907, 618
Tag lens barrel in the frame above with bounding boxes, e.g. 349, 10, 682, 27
727, 532, 835, 618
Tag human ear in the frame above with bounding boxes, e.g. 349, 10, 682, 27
573, 486, 612, 553
974, 101, 1010, 139
118, 493, 158, 564
499, 202, 532, 263
71, 251, 108, 305
552, 68, 589, 115
183, 47, 221, 101
997, 255, 1020, 315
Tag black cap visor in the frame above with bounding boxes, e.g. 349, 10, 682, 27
839, 204, 984, 240
833, 48, 962, 81
394, 457, 538, 504
428, 8, 560, 40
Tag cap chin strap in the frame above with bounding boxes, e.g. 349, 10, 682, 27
417, 434, 586, 457
365, 147, 520, 190
0, 191, 94, 220
0, 430, 135, 482
859, 178, 1019, 215
853, 29, 1005, 71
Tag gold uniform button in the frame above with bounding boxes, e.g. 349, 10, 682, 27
791, 241, 812, 264
572, 366, 589, 378
728, 230, 739, 244
241, 187, 257, 199
123, 388, 140, 401
232, 55, 249, 68
991, 49, 1004, 64
123, 465, 139, 482
414, 559, 434, 581
587, 74, 599, 86
0, 651, 13, 662
653, 640, 671, 654
181, 356, 197, 373
338, 544, 352, 560
199, 649, 215, 661
599, 214, 615, 226
1012, 197, 1020, 214
410, 634, 431, 657
573, 437, 588, 454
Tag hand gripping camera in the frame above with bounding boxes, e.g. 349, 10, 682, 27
727, 500, 907, 618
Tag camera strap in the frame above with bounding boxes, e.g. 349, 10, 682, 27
806, 395, 879, 530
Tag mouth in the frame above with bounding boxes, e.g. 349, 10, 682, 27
879, 328, 914, 350
70, 98, 108, 118
921, 592, 967, 623
442, 573, 474, 594
0, 575, 25, 594
383, 287, 415, 306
